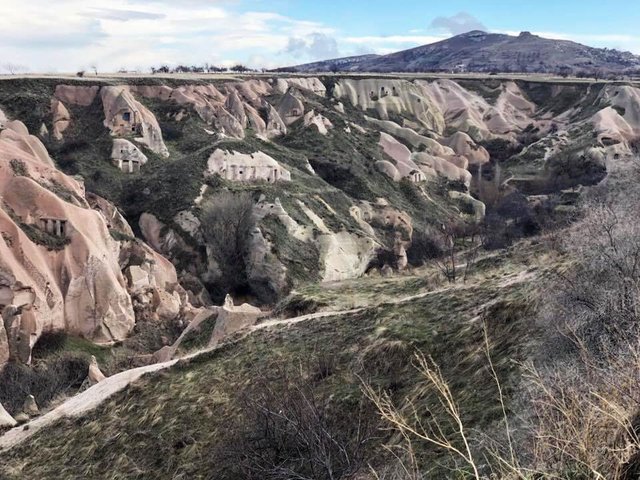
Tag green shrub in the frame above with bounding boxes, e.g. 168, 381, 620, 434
9, 159, 28, 176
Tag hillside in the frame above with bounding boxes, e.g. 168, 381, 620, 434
0, 73, 640, 478
289, 31, 640, 75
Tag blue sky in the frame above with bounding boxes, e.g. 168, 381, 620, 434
1, 0, 639, 73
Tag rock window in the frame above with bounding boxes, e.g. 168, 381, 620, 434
122, 112, 131, 122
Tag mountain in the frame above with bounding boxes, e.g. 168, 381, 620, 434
289, 30, 640, 75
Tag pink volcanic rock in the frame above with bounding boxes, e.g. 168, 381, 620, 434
101, 86, 169, 157
54, 85, 99, 106
0, 121, 189, 367
442, 131, 490, 165
378, 132, 427, 182
50, 98, 71, 141
131, 81, 293, 139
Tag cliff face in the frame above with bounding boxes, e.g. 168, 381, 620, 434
0, 118, 189, 367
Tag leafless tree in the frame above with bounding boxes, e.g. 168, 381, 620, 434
435, 221, 482, 284
2, 63, 26, 75
200, 191, 256, 295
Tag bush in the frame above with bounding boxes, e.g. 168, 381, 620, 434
406, 228, 443, 266
0, 354, 89, 415
9, 158, 28, 176
219, 364, 376, 479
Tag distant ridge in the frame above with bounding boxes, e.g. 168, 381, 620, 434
285, 31, 640, 75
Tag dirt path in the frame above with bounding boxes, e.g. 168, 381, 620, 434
0, 268, 534, 451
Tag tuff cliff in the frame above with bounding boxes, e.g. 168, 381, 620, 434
0, 116, 192, 367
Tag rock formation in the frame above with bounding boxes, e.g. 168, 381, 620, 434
50, 98, 70, 141
87, 355, 107, 385
333, 78, 445, 132
209, 295, 262, 346
111, 138, 148, 173
0, 402, 16, 429
54, 85, 99, 107
206, 149, 291, 183
101, 86, 169, 157
277, 90, 305, 126
303, 110, 333, 135
0, 119, 192, 367
22, 395, 39, 417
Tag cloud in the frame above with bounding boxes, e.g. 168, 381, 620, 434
0, 0, 337, 71
430, 12, 487, 35
85, 8, 166, 21
284, 32, 339, 60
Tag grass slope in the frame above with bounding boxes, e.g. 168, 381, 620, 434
0, 243, 555, 479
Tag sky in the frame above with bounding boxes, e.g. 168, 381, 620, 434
2, 0, 640, 73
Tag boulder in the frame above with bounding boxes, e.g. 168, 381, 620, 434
87, 355, 107, 385
22, 394, 39, 417
152, 289, 182, 322
209, 295, 262, 346
0, 402, 17, 429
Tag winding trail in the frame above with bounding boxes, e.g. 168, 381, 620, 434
0, 269, 534, 451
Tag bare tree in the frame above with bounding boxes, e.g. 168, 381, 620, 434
434, 221, 481, 284
200, 191, 256, 295
2, 63, 26, 75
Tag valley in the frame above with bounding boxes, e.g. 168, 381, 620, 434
0, 71, 638, 478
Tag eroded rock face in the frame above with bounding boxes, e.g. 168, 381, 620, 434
593, 85, 640, 154
50, 98, 70, 141
0, 120, 190, 367
277, 90, 305, 126
87, 355, 106, 385
303, 110, 333, 135
101, 86, 169, 157
376, 132, 472, 186
333, 78, 445, 133
111, 138, 148, 173
206, 149, 291, 183
54, 85, 99, 107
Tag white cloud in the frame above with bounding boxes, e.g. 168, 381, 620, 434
0, 0, 336, 72
430, 12, 487, 35
285, 33, 340, 60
